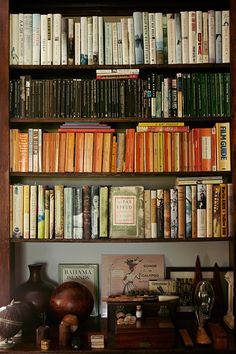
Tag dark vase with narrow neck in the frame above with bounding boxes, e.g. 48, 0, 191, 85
14, 264, 55, 325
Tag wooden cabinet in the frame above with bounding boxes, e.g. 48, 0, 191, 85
0, 0, 236, 352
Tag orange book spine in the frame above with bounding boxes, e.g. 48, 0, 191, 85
111, 135, 117, 172
164, 132, 172, 172
18, 132, 29, 172
145, 132, 154, 172
125, 128, 135, 172
93, 132, 104, 172
102, 133, 112, 172
201, 128, 212, 171
84, 133, 94, 172
182, 131, 189, 172
65, 132, 75, 172
58, 132, 67, 173
74, 132, 85, 172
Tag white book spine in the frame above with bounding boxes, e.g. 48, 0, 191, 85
128, 17, 135, 64
30, 185, 37, 239
155, 12, 163, 64
175, 13, 182, 64
222, 10, 230, 63
151, 190, 157, 238
98, 16, 104, 65
10, 14, 19, 65
196, 11, 203, 63
49, 189, 55, 239
38, 128, 42, 172
197, 184, 207, 237
92, 16, 99, 64
149, 13, 156, 64
215, 10, 222, 63
40, 14, 48, 65
105, 22, 113, 65
81, 16, 88, 64
18, 13, 24, 65
61, 17, 68, 65
202, 12, 209, 63
23, 14, 33, 65
206, 184, 213, 237
133, 12, 144, 64
68, 18, 74, 65
208, 10, 216, 63
167, 13, 176, 64
47, 14, 53, 65
52, 13, 62, 65
74, 22, 81, 65
121, 18, 129, 64
112, 22, 118, 65
12, 184, 24, 238
32, 14, 41, 65
142, 12, 150, 64
23, 184, 30, 239
64, 187, 73, 239
28, 128, 33, 172
117, 22, 123, 64
73, 187, 83, 239
88, 17, 93, 65
188, 11, 197, 63
180, 11, 189, 64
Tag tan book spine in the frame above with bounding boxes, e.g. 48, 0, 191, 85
220, 183, 228, 237
18, 132, 29, 172
99, 186, 109, 237
74, 132, 85, 172
151, 190, 157, 238
23, 184, 30, 239
177, 186, 185, 239
206, 184, 213, 237
55, 185, 64, 239
84, 132, 94, 172
44, 189, 50, 239
49, 189, 55, 239
30, 185, 37, 239
144, 189, 151, 238
102, 133, 112, 172
12, 184, 24, 238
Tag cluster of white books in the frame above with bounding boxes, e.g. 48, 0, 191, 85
10, 10, 230, 66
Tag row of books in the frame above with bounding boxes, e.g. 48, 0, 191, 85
10, 10, 230, 66
10, 72, 230, 119
10, 122, 231, 173
10, 182, 233, 240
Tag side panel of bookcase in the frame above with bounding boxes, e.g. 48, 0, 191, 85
0, 0, 11, 306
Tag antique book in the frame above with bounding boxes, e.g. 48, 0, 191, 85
109, 186, 144, 238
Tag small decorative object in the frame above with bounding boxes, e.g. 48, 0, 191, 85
36, 325, 50, 346
136, 305, 142, 319
0, 300, 25, 348
194, 280, 215, 345
41, 339, 51, 351
59, 322, 71, 346
71, 336, 81, 349
14, 264, 55, 323
61, 314, 79, 333
50, 281, 94, 322
224, 271, 234, 329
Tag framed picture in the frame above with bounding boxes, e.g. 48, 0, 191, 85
58, 263, 99, 316
101, 254, 165, 317
166, 266, 231, 313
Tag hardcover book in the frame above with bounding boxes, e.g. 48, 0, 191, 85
109, 186, 144, 238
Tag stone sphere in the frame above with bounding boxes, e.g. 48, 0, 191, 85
50, 281, 94, 322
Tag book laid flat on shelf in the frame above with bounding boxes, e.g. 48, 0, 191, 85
109, 186, 144, 238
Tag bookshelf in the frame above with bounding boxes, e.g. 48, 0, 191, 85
0, 0, 236, 352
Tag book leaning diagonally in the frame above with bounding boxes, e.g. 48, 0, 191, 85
109, 186, 144, 238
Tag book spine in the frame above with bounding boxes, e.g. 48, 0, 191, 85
167, 13, 176, 64
55, 185, 64, 239
215, 10, 222, 63
73, 187, 83, 239
121, 18, 129, 65
83, 185, 91, 239
155, 13, 163, 64
49, 189, 55, 239
30, 185, 37, 239
222, 10, 230, 63
98, 16, 104, 65
216, 122, 231, 171
133, 12, 144, 64
64, 187, 73, 239
99, 186, 109, 237
220, 183, 228, 237
23, 185, 30, 239
164, 189, 171, 239
23, 14, 33, 65
170, 188, 178, 239
68, 18, 75, 65
117, 22, 123, 65
87, 17, 93, 65
37, 184, 45, 239
151, 190, 157, 238
128, 17, 135, 65
188, 11, 197, 63
10, 14, 19, 65
52, 13, 62, 65
61, 17, 68, 65
185, 185, 192, 239
196, 11, 203, 63
177, 185, 185, 238
112, 22, 118, 65
213, 184, 221, 237
156, 189, 164, 239
92, 16, 99, 64
206, 184, 213, 238
149, 13, 156, 64
104, 22, 113, 65
175, 13, 182, 64
80, 17, 88, 64
74, 22, 81, 65
180, 11, 189, 64
142, 12, 150, 64
227, 183, 233, 237
44, 189, 50, 239
144, 189, 151, 238
12, 184, 24, 239
32, 13, 41, 65
197, 184, 207, 237
47, 14, 53, 65
191, 185, 197, 238
91, 185, 99, 239
202, 12, 209, 63
208, 10, 216, 63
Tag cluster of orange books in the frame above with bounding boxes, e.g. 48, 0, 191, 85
10, 122, 230, 173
